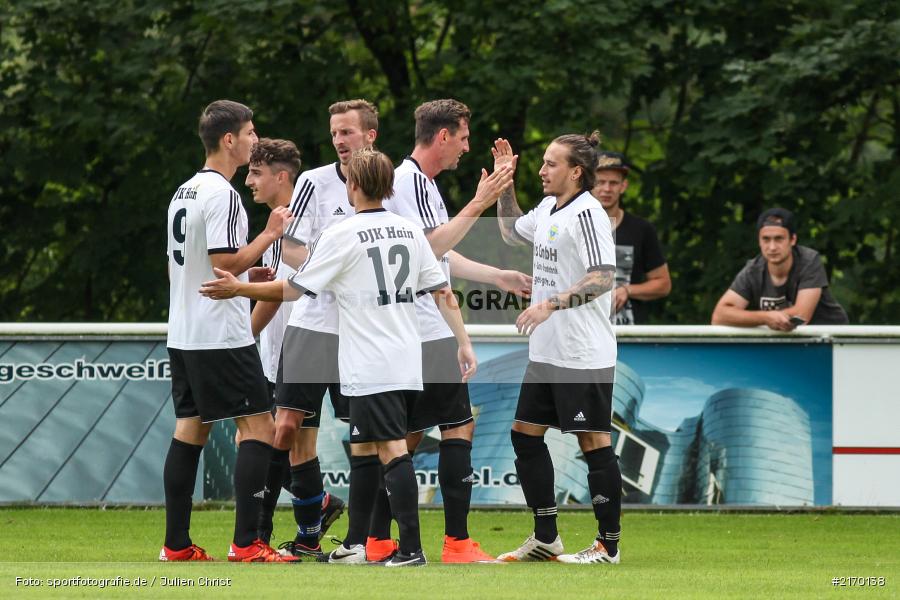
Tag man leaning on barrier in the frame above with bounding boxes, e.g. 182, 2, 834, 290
711, 207, 848, 331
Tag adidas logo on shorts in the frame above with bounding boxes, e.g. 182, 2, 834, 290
592, 494, 609, 505
461, 472, 475, 483
333, 207, 345, 216
253, 488, 267, 500
574, 411, 586, 422
351, 426, 360, 436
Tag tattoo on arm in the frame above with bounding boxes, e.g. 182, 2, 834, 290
554, 269, 615, 309
497, 187, 527, 246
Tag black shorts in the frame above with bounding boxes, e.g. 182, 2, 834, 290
276, 326, 349, 427
349, 390, 417, 443
168, 345, 271, 424
407, 337, 473, 433
515, 361, 614, 433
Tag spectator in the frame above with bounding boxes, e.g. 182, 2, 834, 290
593, 151, 671, 324
712, 208, 848, 330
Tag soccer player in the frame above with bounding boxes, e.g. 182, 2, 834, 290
372, 99, 524, 563
201, 148, 476, 567
494, 133, 623, 564
592, 151, 671, 324
263, 100, 378, 558
240, 137, 308, 545
162, 100, 297, 562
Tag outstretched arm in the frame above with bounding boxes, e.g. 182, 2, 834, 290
199, 268, 302, 302
448, 250, 532, 298
424, 164, 515, 257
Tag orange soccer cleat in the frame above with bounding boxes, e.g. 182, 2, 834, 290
365, 537, 399, 562
228, 539, 300, 563
159, 544, 215, 562
441, 536, 498, 563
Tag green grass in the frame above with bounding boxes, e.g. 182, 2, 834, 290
0, 508, 897, 599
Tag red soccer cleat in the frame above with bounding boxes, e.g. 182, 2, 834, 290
228, 539, 300, 563
441, 536, 498, 563
159, 544, 215, 561
365, 536, 399, 562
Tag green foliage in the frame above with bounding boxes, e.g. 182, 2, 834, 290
1, 0, 898, 322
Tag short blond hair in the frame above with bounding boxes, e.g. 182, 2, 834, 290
347, 148, 394, 201
329, 99, 379, 132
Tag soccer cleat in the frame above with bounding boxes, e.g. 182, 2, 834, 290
327, 543, 367, 564
497, 533, 564, 562
441, 536, 498, 563
557, 540, 620, 564
277, 540, 325, 560
365, 537, 399, 562
384, 549, 427, 567
159, 544, 214, 561
228, 539, 300, 563
319, 492, 346, 540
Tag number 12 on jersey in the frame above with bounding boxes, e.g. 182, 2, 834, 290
366, 245, 413, 306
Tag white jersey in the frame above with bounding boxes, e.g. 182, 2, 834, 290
514, 190, 617, 369
284, 163, 353, 334
259, 238, 296, 382
166, 169, 254, 350
385, 157, 453, 342
289, 209, 448, 396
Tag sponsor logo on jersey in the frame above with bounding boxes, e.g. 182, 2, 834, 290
333, 207, 346, 216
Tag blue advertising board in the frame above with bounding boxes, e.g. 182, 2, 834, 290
0, 336, 832, 506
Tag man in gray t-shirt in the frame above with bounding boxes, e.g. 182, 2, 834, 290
712, 208, 848, 330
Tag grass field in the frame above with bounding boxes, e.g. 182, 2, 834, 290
0, 508, 897, 599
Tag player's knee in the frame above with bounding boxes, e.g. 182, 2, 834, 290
511, 429, 547, 459
576, 431, 611, 453
440, 419, 474, 441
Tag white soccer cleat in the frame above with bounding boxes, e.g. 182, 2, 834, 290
327, 543, 367, 564
497, 533, 563, 562
557, 540, 620, 564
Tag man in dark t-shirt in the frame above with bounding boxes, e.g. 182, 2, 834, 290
592, 151, 671, 324
712, 208, 848, 330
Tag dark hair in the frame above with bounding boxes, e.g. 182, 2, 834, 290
552, 131, 602, 190
329, 99, 379, 132
249, 138, 302, 184
198, 100, 253, 154
347, 148, 395, 201
414, 99, 471, 146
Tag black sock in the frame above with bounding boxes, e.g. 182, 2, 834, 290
257, 449, 288, 544
511, 430, 557, 543
282, 460, 293, 496
345, 455, 381, 547
584, 446, 621, 556
368, 467, 393, 540
438, 439, 473, 540
233, 440, 273, 547
163, 438, 203, 550
290, 457, 324, 544
383, 454, 421, 555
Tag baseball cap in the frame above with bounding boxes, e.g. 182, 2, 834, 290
756, 207, 796, 235
595, 151, 629, 173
